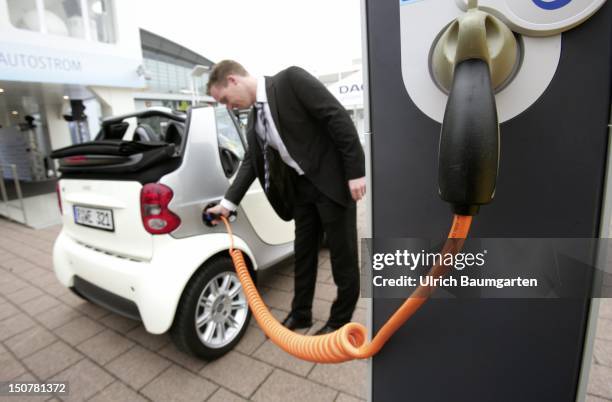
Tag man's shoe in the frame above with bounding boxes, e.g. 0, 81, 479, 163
281, 315, 313, 330
314, 324, 340, 336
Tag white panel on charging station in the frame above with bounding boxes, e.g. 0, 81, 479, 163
455, 0, 607, 35
399, 0, 606, 124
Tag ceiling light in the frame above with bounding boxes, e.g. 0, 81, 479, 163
63, 95, 69, 100
0, 88, 4, 93
11, 110, 18, 115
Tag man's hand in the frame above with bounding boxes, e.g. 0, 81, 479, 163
205, 204, 231, 225
348, 177, 366, 201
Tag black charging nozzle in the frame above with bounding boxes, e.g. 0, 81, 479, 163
203, 202, 237, 227
438, 59, 499, 216
432, 2, 517, 216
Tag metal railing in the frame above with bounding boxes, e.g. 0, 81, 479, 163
0, 164, 28, 225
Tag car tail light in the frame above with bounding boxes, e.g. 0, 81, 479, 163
56, 182, 63, 214
140, 183, 181, 234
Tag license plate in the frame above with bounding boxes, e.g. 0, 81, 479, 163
73, 205, 114, 231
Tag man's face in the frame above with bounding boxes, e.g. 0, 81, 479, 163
210, 75, 252, 110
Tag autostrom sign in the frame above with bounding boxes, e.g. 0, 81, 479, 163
0, 52, 82, 73
0, 41, 145, 88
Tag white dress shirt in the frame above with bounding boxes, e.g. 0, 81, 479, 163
221, 76, 303, 212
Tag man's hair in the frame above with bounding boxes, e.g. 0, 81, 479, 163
206, 60, 248, 95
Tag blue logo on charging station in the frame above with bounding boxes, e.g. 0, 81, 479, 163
532, 0, 572, 10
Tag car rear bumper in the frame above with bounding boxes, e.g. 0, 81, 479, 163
72, 276, 141, 321
53, 230, 257, 334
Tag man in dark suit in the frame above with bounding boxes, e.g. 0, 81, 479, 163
206, 60, 365, 335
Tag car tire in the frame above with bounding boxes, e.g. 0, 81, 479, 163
171, 257, 251, 360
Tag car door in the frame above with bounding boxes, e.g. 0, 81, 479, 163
215, 108, 294, 245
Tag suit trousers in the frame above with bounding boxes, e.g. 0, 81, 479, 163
290, 174, 360, 327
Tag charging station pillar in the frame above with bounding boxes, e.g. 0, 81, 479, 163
363, 1, 611, 401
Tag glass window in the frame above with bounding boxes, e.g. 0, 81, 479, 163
0, 91, 58, 181
194, 76, 205, 96
177, 67, 186, 89
158, 62, 168, 76
87, 0, 115, 43
7, 0, 115, 43
168, 64, 179, 91
215, 107, 245, 177
7, 0, 39, 32
177, 71, 188, 90
201, 73, 210, 86
143, 57, 212, 95
44, 0, 85, 39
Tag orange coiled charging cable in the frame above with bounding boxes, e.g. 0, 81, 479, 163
221, 214, 472, 363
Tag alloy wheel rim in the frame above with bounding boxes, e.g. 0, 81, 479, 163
194, 271, 248, 348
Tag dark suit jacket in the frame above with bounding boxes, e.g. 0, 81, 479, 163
225, 66, 365, 221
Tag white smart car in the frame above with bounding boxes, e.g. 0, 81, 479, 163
52, 106, 294, 359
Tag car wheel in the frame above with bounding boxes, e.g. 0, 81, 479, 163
171, 257, 251, 359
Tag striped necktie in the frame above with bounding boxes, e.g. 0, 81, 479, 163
254, 102, 270, 193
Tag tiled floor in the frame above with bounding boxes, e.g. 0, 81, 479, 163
0, 201, 611, 401
0, 203, 368, 402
